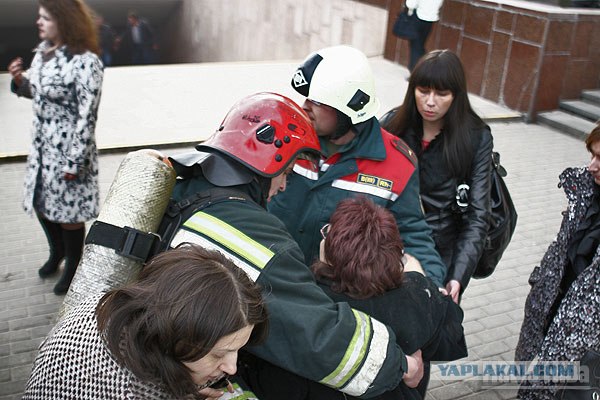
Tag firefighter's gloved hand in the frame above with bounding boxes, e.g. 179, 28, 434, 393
402, 349, 423, 388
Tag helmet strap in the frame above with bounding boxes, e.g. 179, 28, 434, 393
255, 175, 271, 208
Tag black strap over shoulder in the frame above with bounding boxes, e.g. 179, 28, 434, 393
85, 221, 161, 263
84, 187, 255, 264
164, 187, 253, 219
153, 187, 257, 256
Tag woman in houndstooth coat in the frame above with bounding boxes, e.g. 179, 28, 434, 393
8, 0, 103, 295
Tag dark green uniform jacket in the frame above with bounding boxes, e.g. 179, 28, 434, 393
268, 118, 446, 287
168, 172, 407, 398
238, 272, 467, 400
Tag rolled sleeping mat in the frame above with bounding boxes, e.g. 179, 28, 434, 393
59, 149, 176, 318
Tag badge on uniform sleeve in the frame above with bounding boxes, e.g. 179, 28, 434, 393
357, 173, 393, 191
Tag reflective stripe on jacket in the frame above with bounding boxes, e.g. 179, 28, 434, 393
170, 178, 406, 397
269, 118, 446, 287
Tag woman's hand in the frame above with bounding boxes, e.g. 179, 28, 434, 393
197, 379, 235, 399
198, 387, 228, 399
445, 279, 461, 303
8, 57, 24, 87
402, 349, 424, 388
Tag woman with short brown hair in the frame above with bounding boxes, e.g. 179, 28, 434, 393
242, 197, 466, 400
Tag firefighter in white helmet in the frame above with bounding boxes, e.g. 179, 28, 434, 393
270, 45, 446, 287
161, 92, 424, 398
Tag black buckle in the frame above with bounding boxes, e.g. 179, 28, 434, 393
116, 226, 161, 262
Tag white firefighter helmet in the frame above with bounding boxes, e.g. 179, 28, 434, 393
290, 45, 380, 124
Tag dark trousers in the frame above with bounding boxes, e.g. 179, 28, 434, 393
409, 19, 434, 71
132, 44, 156, 64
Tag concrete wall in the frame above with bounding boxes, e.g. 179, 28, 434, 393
384, 0, 600, 120
161, 0, 388, 63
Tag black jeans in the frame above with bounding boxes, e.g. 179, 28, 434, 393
409, 18, 434, 71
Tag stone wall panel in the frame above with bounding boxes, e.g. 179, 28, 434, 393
495, 10, 515, 33
514, 14, 546, 44
546, 21, 574, 53
461, 37, 489, 95
384, 0, 600, 118
503, 41, 540, 111
464, 5, 494, 40
164, 0, 388, 63
484, 31, 510, 102
443, 0, 466, 26
572, 21, 593, 58
537, 55, 568, 110
438, 25, 461, 53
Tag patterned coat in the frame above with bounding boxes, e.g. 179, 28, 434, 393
12, 41, 103, 223
516, 167, 600, 399
22, 294, 178, 399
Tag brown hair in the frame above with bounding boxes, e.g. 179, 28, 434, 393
39, 0, 100, 54
585, 123, 600, 152
96, 244, 269, 399
311, 197, 405, 299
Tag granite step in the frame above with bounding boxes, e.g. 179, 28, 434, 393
560, 99, 600, 122
536, 110, 596, 140
582, 89, 600, 106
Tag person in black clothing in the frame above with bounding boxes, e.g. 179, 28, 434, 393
380, 49, 493, 303
115, 10, 158, 64
95, 14, 115, 66
240, 196, 466, 399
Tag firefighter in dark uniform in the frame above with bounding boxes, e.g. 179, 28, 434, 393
164, 92, 424, 398
268, 45, 447, 288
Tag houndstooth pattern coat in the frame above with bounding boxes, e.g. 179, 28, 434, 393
516, 167, 600, 399
12, 41, 103, 223
22, 294, 178, 399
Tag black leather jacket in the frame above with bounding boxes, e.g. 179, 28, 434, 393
399, 125, 493, 290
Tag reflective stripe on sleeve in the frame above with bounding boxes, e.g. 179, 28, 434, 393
293, 163, 319, 180
319, 310, 390, 396
332, 179, 399, 201
344, 317, 390, 395
171, 229, 261, 282
175, 211, 274, 280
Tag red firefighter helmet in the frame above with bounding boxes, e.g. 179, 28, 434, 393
197, 92, 321, 177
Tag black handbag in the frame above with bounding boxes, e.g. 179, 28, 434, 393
471, 151, 518, 278
457, 152, 518, 279
392, 8, 419, 40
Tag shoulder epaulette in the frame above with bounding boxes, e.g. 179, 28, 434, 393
391, 137, 418, 167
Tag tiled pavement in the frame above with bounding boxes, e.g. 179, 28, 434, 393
0, 60, 592, 399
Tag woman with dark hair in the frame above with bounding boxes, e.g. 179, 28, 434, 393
240, 197, 466, 400
381, 49, 493, 303
22, 244, 269, 399
7, 0, 104, 295
517, 123, 600, 399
